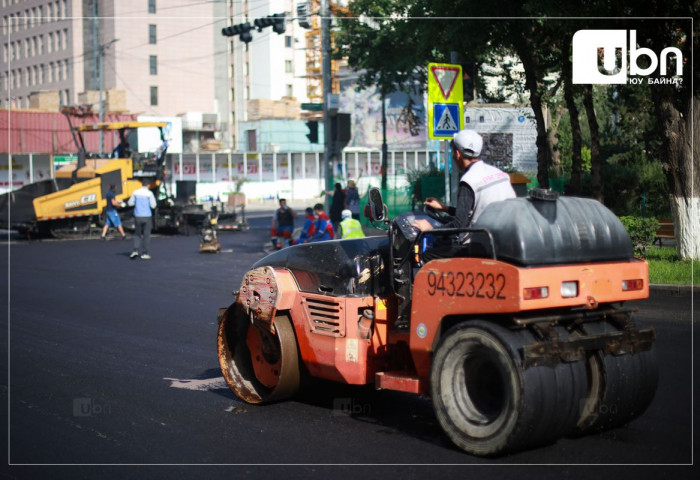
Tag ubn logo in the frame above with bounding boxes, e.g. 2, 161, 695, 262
572, 30, 683, 84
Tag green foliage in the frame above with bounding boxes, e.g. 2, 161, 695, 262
406, 164, 444, 210
619, 216, 659, 258
647, 247, 699, 285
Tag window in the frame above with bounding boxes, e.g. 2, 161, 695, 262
286, 84, 293, 97
48, 33, 54, 53
285, 60, 293, 73
150, 86, 158, 106
285, 36, 292, 48
148, 0, 156, 14
148, 24, 156, 44
149, 55, 157, 75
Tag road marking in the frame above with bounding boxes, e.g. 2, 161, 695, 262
163, 376, 228, 392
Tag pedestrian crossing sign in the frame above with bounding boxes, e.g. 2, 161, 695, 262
433, 104, 460, 137
428, 62, 463, 139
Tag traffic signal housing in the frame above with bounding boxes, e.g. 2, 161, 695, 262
271, 13, 286, 34
253, 13, 286, 34
297, 2, 311, 29
221, 22, 253, 43
305, 121, 318, 144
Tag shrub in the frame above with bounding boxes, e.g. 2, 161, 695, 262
619, 216, 659, 257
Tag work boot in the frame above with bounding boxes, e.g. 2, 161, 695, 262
130, 251, 139, 259
141, 254, 151, 260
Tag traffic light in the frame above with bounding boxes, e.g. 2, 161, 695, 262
305, 120, 318, 144
297, 2, 311, 29
221, 22, 253, 44
253, 17, 273, 31
331, 114, 352, 151
463, 61, 476, 102
271, 13, 286, 34
253, 13, 286, 34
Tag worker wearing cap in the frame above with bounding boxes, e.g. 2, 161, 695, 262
413, 129, 515, 259
339, 209, 365, 239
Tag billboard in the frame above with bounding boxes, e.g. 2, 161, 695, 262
339, 78, 427, 150
136, 116, 183, 154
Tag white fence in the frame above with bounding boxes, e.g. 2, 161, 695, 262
1, 150, 444, 202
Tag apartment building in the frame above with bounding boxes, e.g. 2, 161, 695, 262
1, 0, 79, 109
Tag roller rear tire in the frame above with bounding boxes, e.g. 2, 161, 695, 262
430, 321, 587, 456
574, 319, 658, 434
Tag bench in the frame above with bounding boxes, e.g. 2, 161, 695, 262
654, 218, 675, 246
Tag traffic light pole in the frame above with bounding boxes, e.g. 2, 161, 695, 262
321, 0, 333, 210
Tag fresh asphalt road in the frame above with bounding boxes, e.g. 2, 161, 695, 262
0, 212, 697, 479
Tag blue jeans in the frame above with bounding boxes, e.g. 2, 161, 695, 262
133, 216, 152, 255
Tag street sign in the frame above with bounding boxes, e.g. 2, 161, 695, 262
301, 103, 323, 111
428, 62, 464, 139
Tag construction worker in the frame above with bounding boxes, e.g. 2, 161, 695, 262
308, 203, 334, 242
339, 209, 365, 239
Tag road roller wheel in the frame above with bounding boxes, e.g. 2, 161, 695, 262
574, 319, 658, 434
218, 305, 300, 404
430, 320, 587, 456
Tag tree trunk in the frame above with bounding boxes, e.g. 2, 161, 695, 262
582, 85, 603, 202
546, 106, 564, 177
562, 36, 583, 195
654, 89, 699, 261
516, 41, 551, 189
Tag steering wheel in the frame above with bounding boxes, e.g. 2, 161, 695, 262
423, 204, 452, 223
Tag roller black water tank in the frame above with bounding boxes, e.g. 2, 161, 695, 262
473, 190, 634, 266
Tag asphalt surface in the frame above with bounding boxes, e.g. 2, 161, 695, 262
1, 213, 697, 479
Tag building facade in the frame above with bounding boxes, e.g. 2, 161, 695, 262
2, 0, 227, 150
1, 0, 81, 109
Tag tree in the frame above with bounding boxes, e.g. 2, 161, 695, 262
620, 9, 697, 260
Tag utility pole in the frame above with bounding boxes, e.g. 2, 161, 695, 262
321, 0, 333, 208
381, 87, 387, 190
97, 39, 118, 155
92, 0, 101, 152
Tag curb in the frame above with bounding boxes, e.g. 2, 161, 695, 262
649, 283, 698, 294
